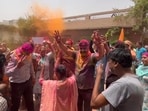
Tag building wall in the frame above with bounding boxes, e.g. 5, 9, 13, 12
62, 28, 141, 44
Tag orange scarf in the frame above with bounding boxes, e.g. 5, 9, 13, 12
76, 52, 91, 72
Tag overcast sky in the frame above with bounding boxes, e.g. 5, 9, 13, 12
0, 0, 134, 21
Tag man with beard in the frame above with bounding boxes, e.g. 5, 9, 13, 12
54, 31, 105, 111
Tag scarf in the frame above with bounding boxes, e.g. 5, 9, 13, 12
40, 75, 78, 111
136, 65, 148, 77
76, 51, 91, 72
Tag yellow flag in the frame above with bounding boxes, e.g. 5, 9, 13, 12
118, 28, 124, 41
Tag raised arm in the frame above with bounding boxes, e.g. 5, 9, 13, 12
39, 65, 45, 85
101, 35, 110, 55
91, 64, 109, 109
92, 31, 105, 60
54, 30, 74, 57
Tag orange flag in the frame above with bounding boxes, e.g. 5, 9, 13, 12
118, 28, 124, 41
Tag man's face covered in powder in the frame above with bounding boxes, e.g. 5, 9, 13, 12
79, 46, 89, 57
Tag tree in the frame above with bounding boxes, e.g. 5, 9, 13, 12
17, 16, 52, 41
129, 0, 148, 41
0, 24, 17, 32
105, 27, 120, 43
0, 24, 18, 49
105, 8, 133, 43
17, 17, 37, 41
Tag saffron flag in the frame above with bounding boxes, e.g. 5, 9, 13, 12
118, 28, 124, 41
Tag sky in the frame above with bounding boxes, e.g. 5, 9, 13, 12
0, 0, 134, 22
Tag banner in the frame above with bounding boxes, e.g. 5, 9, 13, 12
32, 37, 44, 44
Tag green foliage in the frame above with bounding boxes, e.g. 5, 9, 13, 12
105, 27, 120, 43
17, 15, 51, 41
112, 8, 128, 23
129, 0, 148, 32
0, 25, 19, 50
0, 25, 17, 32
17, 17, 37, 41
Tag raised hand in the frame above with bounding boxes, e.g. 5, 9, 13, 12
17, 55, 26, 68
91, 30, 102, 45
100, 35, 108, 44
54, 30, 61, 43
97, 63, 104, 76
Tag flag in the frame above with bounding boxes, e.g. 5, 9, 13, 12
118, 28, 124, 41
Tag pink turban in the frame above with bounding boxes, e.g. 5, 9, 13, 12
79, 39, 89, 48
21, 42, 34, 53
142, 52, 148, 57
65, 39, 73, 45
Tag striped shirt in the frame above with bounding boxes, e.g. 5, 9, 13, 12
5, 52, 35, 83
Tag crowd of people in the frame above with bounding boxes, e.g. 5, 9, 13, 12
0, 30, 148, 111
